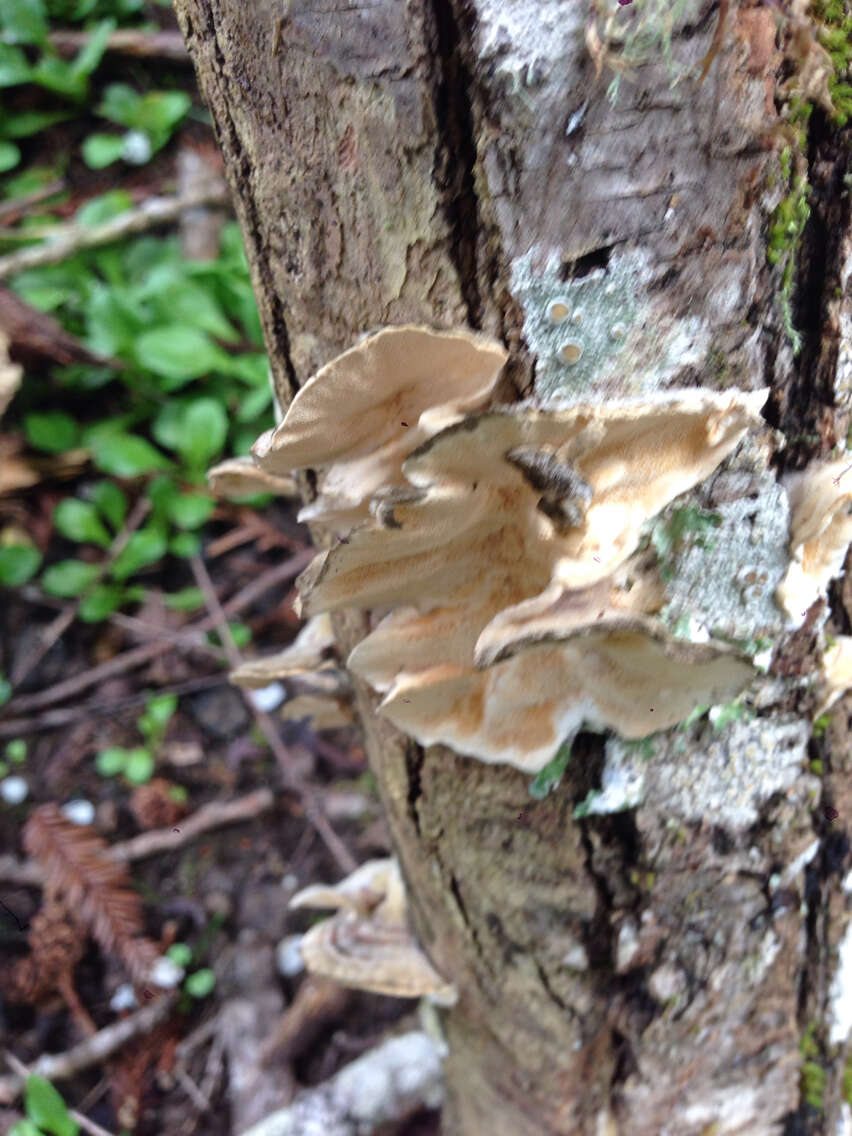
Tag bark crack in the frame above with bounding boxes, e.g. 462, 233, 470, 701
426, 0, 484, 329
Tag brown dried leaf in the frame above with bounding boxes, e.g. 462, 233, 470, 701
24, 804, 160, 985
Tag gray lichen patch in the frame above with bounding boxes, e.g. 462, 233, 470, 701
591, 716, 810, 830
509, 246, 710, 405
657, 476, 790, 649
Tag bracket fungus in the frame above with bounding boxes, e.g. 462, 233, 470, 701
818, 637, 852, 716
207, 454, 298, 499
289, 859, 456, 1005
249, 326, 772, 772
777, 458, 852, 627
252, 326, 507, 529
0, 332, 21, 419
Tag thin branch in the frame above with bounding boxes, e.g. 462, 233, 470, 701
12, 497, 151, 689
3, 549, 313, 717
190, 556, 356, 875
0, 189, 230, 280
0, 993, 178, 1104
49, 28, 190, 61
0, 180, 65, 223
3, 1052, 117, 1136
0, 788, 275, 887
0, 671, 228, 739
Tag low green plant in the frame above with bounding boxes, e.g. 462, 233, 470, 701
95, 691, 176, 784
529, 741, 572, 799
799, 1022, 826, 1112
83, 84, 191, 168
10, 1073, 78, 1136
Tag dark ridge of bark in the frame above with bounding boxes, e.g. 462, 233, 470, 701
179, 2, 299, 401
427, 0, 484, 329
776, 111, 851, 468
559, 245, 614, 281
404, 741, 425, 837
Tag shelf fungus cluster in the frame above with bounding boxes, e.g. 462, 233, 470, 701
237, 325, 780, 773
776, 459, 852, 629
289, 858, 456, 1004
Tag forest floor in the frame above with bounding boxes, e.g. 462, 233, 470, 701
0, 2, 436, 1133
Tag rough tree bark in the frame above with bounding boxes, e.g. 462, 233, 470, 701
174, 1, 852, 1133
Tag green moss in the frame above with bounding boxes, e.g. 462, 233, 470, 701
767, 146, 812, 356
800, 1022, 827, 1111
814, 0, 852, 126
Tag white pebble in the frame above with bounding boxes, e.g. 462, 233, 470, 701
148, 956, 184, 989
110, 983, 138, 1012
0, 776, 28, 805
249, 682, 286, 712
61, 799, 95, 826
276, 934, 305, 978
122, 130, 152, 165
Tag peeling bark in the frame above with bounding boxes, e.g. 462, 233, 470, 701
175, 1, 852, 1133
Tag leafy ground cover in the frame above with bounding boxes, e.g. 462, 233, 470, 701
0, 3, 428, 1133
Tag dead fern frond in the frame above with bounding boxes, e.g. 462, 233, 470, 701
24, 805, 159, 985
0, 901, 84, 1005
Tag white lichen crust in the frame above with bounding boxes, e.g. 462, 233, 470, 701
596, 717, 809, 829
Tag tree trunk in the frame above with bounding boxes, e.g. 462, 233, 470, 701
174, 1, 852, 1132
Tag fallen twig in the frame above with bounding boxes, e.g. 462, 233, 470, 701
0, 189, 230, 280
190, 555, 357, 875
3, 549, 313, 717
0, 788, 275, 887
0, 993, 178, 1104
12, 498, 151, 688
49, 28, 190, 61
0, 671, 229, 739
239, 1031, 445, 1136
0, 180, 65, 224
3, 1053, 116, 1136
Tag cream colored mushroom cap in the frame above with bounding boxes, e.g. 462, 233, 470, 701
0, 332, 22, 420
290, 860, 456, 1004
207, 454, 298, 498
380, 630, 753, 773
777, 458, 852, 625
230, 614, 336, 688
252, 325, 507, 475
818, 636, 852, 716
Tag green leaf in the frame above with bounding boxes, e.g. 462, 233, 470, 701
24, 1074, 78, 1136
142, 691, 176, 731
75, 189, 133, 226
96, 746, 127, 776
0, 677, 11, 706
169, 532, 200, 558
166, 942, 192, 967
81, 131, 126, 169
123, 747, 154, 784
146, 474, 178, 518
2, 0, 48, 46
0, 545, 42, 587
109, 525, 167, 581
42, 559, 100, 597
179, 398, 228, 470
184, 968, 215, 998
54, 499, 112, 547
24, 411, 79, 454
9, 1119, 42, 1136
95, 81, 141, 126
234, 383, 273, 424
3, 109, 71, 138
0, 141, 21, 173
67, 16, 114, 79
89, 480, 127, 531
133, 326, 228, 386
6, 739, 27, 762
529, 742, 572, 800
168, 492, 214, 530
0, 44, 32, 87
88, 432, 170, 477
79, 583, 123, 622
163, 586, 204, 612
